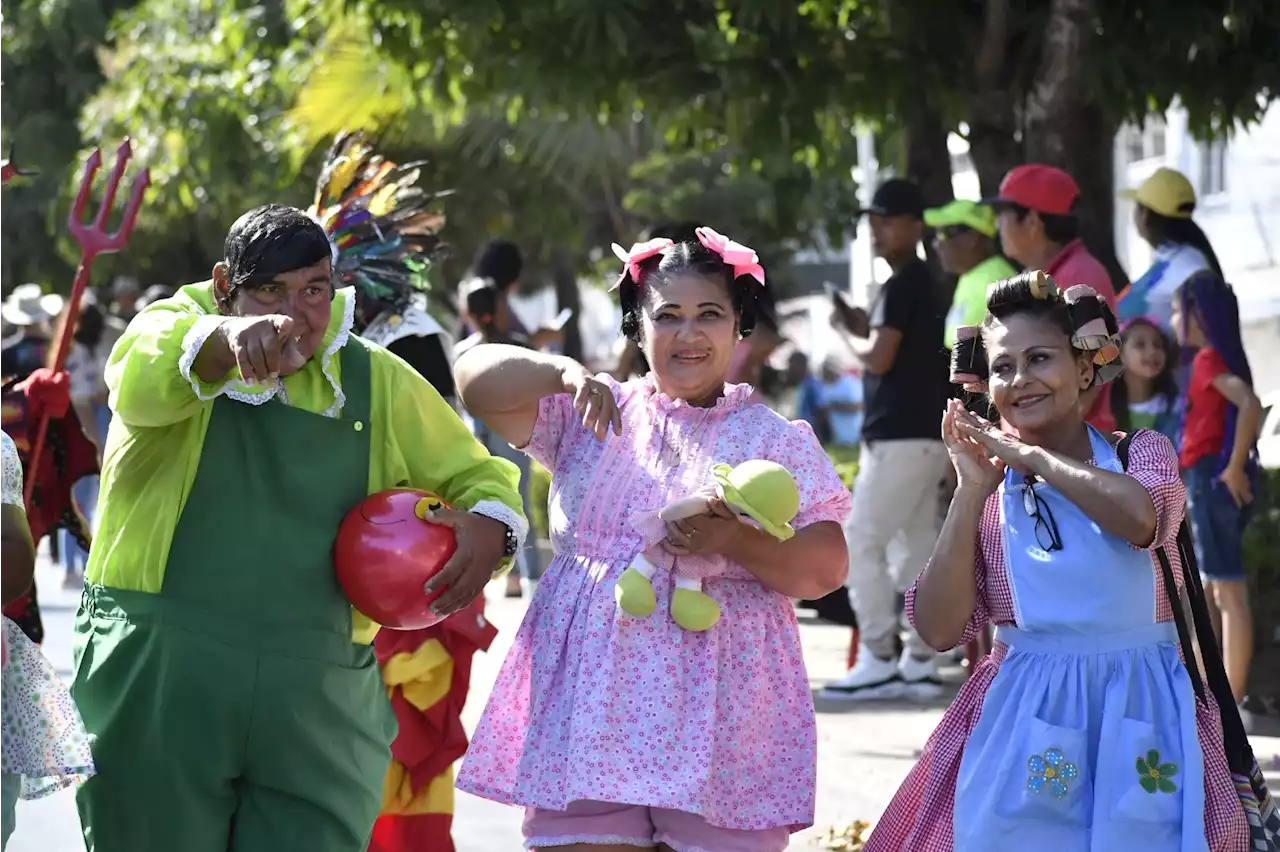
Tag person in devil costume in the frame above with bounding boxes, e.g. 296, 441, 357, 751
0, 369, 98, 644
308, 131, 500, 852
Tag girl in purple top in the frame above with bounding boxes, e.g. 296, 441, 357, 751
454, 230, 851, 852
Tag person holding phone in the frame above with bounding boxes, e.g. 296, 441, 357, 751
823, 178, 952, 702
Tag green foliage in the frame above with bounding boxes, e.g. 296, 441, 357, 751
1244, 468, 1280, 647
1, 0, 143, 291
4, 0, 1276, 300
824, 443, 860, 491
286, 1, 870, 288
74, 0, 324, 285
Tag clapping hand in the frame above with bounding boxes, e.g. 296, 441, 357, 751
942, 400, 1009, 496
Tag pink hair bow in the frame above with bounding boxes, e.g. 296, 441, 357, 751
610, 238, 674, 290
695, 226, 766, 285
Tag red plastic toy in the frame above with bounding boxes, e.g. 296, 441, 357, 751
334, 489, 457, 630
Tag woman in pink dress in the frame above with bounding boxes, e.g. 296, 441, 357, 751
454, 229, 851, 851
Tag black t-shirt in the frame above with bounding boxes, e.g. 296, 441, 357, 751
860, 259, 950, 442
387, 333, 456, 402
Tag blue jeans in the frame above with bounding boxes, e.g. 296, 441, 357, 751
1183, 456, 1256, 581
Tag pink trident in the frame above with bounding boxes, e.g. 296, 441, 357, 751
24, 139, 150, 504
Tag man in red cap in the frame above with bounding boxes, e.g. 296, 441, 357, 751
986, 164, 1118, 431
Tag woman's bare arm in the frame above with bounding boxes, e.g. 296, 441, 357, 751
723, 520, 848, 599
1022, 446, 1158, 546
910, 487, 986, 651
454, 344, 587, 448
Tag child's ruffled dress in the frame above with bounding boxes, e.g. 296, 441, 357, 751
1, 431, 95, 848
457, 376, 851, 835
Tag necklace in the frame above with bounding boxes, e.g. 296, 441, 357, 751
658, 409, 711, 468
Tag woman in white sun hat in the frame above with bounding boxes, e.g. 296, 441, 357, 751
1, 284, 63, 381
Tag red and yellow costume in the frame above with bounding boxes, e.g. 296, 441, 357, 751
369, 596, 496, 852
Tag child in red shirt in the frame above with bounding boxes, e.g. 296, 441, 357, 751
1172, 273, 1263, 706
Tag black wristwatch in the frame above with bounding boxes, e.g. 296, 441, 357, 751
502, 523, 519, 558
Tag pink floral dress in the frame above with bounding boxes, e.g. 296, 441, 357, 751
456, 376, 851, 831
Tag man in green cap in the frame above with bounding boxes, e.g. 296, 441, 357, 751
924, 199, 1017, 349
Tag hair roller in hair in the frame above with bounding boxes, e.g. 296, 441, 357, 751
1095, 362, 1125, 385
1063, 285, 1113, 350
950, 325, 987, 387
1023, 270, 1056, 300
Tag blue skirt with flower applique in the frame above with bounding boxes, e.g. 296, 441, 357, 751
953, 624, 1206, 852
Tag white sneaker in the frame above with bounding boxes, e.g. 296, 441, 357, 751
898, 649, 944, 699
820, 644, 904, 700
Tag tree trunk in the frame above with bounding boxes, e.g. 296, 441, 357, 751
967, 0, 1022, 197
1072, 104, 1129, 290
904, 109, 954, 209
903, 107, 955, 289
1021, 0, 1127, 289
967, 101, 1022, 199
550, 247, 584, 363
1022, 0, 1091, 168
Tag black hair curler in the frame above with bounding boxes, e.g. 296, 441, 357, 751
950, 325, 989, 389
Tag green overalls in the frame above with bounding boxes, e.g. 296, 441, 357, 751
71, 341, 396, 851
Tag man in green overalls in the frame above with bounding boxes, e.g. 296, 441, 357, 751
70, 205, 527, 851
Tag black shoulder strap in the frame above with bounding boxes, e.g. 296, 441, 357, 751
1117, 430, 1254, 771
1116, 430, 1202, 703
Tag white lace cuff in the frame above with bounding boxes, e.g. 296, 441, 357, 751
469, 499, 530, 575
178, 314, 283, 405
178, 315, 229, 400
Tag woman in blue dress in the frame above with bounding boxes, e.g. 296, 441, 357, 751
867, 271, 1248, 851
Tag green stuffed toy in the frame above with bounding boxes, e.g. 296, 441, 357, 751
615, 459, 800, 631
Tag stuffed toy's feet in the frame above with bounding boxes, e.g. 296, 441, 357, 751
671, 586, 720, 632
616, 557, 658, 617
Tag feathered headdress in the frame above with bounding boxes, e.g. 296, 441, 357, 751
309, 131, 449, 314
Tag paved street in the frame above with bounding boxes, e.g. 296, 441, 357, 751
9, 547, 1279, 850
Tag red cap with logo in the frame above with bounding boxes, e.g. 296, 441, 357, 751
985, 164, 1080, 216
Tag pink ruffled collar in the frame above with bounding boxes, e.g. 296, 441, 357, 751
640, 374, 755, 415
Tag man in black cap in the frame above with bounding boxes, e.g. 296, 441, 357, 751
824, 178, 951, 702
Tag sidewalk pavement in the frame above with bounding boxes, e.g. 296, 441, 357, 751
9, 552, 1279, 850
